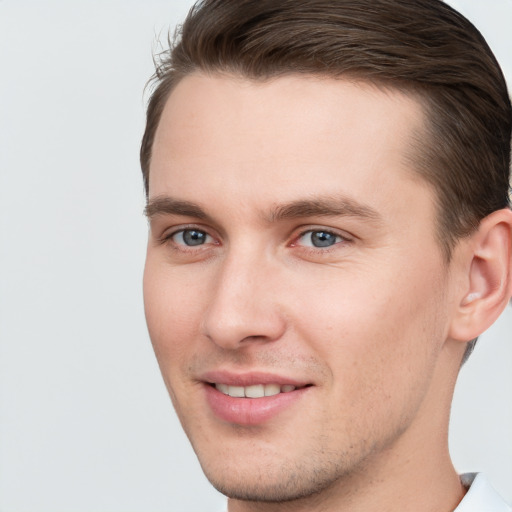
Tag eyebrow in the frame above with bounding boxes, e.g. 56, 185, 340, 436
267, 196, 383, 224
145, 195, 382, 225
144, 196, 214, 221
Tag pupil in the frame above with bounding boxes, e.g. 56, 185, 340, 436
312, 231, 336, 247
183, 230, 206, 246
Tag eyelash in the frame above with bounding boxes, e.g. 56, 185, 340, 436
291, 228, 350, 252
159, 226, 217, 252
159, 226, 352, 255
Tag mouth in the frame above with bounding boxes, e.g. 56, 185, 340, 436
212, 382, 306, 398
201, 373, 313, 425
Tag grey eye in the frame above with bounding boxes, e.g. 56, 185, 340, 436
173, 229, 212, 246
298, 230, 342, 248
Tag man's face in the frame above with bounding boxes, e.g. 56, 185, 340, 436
144, 74, 457, 502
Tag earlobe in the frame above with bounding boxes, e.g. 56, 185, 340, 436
449, 208, 512, 342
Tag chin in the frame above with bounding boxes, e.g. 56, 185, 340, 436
205, 468, 328, 503
196, 448, 355, 503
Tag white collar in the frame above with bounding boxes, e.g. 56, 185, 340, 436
455, 473, 511, 511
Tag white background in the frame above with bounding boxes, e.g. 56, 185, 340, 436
0, 1, 510, 511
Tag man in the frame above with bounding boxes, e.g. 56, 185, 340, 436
140, 0, 512, 510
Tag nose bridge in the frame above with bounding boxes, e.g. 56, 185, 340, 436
202, 243, 285, 349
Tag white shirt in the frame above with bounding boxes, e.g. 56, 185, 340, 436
455, 473, 511, 511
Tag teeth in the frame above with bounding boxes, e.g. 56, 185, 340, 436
214, 383, 298, 398
228, 385, 245, 398
245, 384, 264, 398
216, 383, 229, 395
265, 384, 281, 396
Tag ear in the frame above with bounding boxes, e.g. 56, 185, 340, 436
449, 208, 512, 342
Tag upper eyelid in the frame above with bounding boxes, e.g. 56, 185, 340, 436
298, 227, 346, 237
293, 225, 354, 242
158, 223, 216, 240
298, 228, 344, 238
148, 211, 221, 233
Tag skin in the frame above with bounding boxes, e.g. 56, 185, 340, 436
144, 73, 472, 512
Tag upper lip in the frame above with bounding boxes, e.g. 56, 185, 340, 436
200, 370, 311, 388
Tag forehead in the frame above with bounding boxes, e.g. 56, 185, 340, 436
150, 73, 431, 223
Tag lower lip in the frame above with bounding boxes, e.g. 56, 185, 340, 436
204, 385, 309, 426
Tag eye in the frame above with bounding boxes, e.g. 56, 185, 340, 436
171, 229, 213, 247
296, 230, 344, 248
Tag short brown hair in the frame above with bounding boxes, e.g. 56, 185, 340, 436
141, 0, 511, 258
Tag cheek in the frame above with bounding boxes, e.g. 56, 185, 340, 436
290, 271, 447, 447
287, 260, 447, 390
143, 258, 206, 364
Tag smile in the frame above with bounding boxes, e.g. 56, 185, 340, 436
214, 383, 299, 398
201, 371, 313, 424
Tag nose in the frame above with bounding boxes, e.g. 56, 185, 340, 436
202, 250, 287, 350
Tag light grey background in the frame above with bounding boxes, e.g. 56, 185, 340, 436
0, 1, 510, 511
